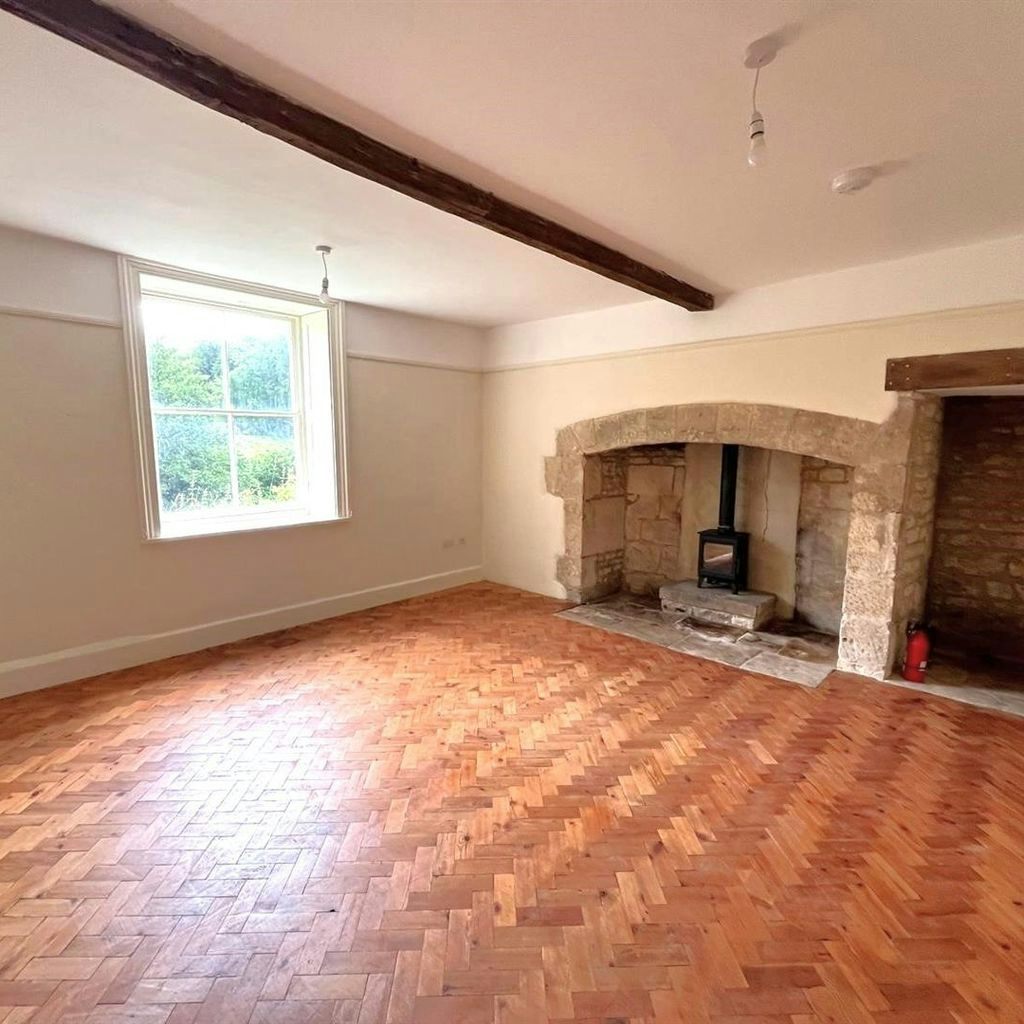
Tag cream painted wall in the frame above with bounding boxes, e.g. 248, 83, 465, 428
738, 449, 802, 617
0, 223, 487, 371
0, 312, 482, 695
677, 445, 720, 582
481, 302, 1024, 598
678, 445, 801, 617
5, 221, 1024, 697
486, 234, 1024, 370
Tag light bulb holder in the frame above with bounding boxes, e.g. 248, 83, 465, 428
747, 108, 766, 167
315, 244, 333, 304
743, 36, 771, 170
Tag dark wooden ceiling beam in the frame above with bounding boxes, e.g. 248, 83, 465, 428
885, 348, 1024, 391
0, 0, 714, 312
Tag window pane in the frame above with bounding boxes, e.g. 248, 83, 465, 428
228, 334, 292, 411
235, 416, 298, 508
142, 294, 294, 412
154, 414, 231, 513
143, 297, 223, 409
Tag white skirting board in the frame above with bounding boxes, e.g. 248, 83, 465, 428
0, 566, 483, 700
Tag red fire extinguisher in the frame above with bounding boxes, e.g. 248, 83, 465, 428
902, 622, 931, 683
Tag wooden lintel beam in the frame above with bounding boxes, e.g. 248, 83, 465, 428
0, 0, 715, 312
885, 348, 1024, 392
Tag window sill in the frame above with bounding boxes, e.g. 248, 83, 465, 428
148, 510, 350, 542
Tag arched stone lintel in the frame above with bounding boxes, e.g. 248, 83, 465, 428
554, 402, 877, 468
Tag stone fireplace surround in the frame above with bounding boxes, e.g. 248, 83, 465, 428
545, 398, 942, 679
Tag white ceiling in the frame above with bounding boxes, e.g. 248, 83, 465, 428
2, 0, 1023, 326
0, 17, 638, 326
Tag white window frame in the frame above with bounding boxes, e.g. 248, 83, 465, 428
119, 256, 349, 541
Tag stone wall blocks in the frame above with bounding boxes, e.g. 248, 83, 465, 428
845, 511, 901, 575
657, 547, 681, 572
623, 571, 665, 597
658, 496, 683, 519
675, 403, 719, 441
592, 409, 647, 451
582, 457, 603, 500
626, 495, 660, 520
562, 510, 583, 559
792, 410, 874, 465
544, 456, 561, 496
545, 456, 585, 501
556, 554, 581, 589
581, 497, 626, 556
555, 423, 584, 456
851, 463, 908, 512
567, 418, 596, 454
550, 399, 930, 679
749, 405, 798, 451
839, 571, 898, 619
628, 464, 675, 495
716, 403, 755, 443
641, 519, 680, 546
836, 616, 895, 679
646, 405, 679, 443
627, 542, 662, 573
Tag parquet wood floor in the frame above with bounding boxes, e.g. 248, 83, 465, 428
0, 583, 1021, 1024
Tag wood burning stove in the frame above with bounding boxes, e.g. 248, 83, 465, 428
697, 444, 749, 593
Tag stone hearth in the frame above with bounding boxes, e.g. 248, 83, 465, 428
660, 579, 776, 631
560, 593, 838, 687
545, 399, 943, 679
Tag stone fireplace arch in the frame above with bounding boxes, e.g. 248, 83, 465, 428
544, 398, 941, 679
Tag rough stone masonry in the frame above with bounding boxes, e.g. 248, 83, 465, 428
546, 397, 941, 679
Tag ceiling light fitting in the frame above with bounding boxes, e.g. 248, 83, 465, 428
830, 166, 877, 195
315, 244, 332, 304
744, 40, 777, 169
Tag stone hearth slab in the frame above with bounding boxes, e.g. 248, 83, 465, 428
660, 579, 776, 630
556, 594, 838, 688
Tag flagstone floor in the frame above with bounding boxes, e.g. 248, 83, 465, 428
559, 593, 838, 687
880, 648, 1024, 718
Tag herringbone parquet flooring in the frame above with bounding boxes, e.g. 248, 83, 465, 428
0, 583, 1021, 1024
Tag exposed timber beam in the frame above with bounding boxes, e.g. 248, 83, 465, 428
885, 348, 1024, 391
0, 0, 714, 312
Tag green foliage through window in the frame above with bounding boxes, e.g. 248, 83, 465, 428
144, 296, 299, 515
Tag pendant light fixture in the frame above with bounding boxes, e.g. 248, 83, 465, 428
315, 244, 332, 304
747, 68, 766, 167
743, 38, 777, 168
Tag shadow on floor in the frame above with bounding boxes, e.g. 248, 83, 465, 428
880, 648, 1024, 717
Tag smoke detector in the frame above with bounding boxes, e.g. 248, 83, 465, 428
830, 167, 877, 195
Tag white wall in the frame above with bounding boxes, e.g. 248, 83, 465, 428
0, 227, 485, 696
6, 222, 1024, 697
482, 301, 1024, 599
0, 224, 486, 370
486, 232, 1024, 370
